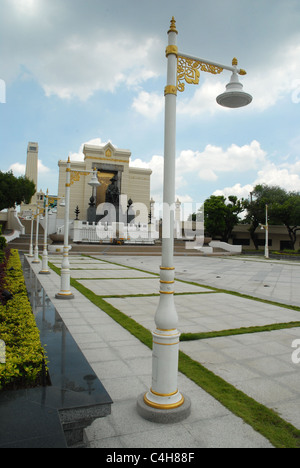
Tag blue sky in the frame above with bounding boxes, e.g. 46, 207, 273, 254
1, 0, 300, 215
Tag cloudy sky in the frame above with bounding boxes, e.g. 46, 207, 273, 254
1, 0, 300, 214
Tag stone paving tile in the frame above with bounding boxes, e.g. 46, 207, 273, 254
70, 269, 156, 279
102, 255, 300, 307
28, 254, 300, 447
51, 262, 118, 270
77, 278, 210, 296
106, 293, 300, 333
180, 328, 300, 430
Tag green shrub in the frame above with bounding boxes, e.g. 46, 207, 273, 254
0, 250, 48, 390
0, 226, 6, 264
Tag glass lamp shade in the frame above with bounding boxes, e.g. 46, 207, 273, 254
217, 71, 252, 108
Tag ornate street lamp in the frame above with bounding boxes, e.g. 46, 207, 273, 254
55, 162, 100, 300
32, 195, 44, 264
138, 17, 252, 423
260, 204, 269, 259
39, 189, 51, 275
28, 209, 34, 257
88, 168, 101, 193
55, 157, 74, 299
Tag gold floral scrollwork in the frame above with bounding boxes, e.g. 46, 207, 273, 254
70, 171, 88, 185
177, 56, 223, 92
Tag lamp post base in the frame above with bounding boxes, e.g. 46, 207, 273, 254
137, 393, 191, 424
55, 292, 74, 300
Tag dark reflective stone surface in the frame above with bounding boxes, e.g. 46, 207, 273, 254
0, 254, 112, 448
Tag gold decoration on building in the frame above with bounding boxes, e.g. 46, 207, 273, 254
105, 149, 112, 158
70, 171, 89, 185
177, 56, 223, 93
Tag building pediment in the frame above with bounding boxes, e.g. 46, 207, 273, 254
83, 141, 131, 164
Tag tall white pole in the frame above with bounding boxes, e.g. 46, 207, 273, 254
28, 210, 34, 257
265, 204, 269, 259
32, 206, 40, 264
138, 18, 190, 421
55, 157, 74, 299
40, 189, 50, 274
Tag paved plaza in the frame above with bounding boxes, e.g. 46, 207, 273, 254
27, 252, 300, 448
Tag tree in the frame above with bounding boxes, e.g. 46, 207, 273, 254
271, 192, 300, 249
203, 195, 244, 242
244, 184, 300, 250
0, 171, 36, 211
243, 184, 283, 249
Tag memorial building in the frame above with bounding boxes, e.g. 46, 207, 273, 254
21, 141, 154, 243
56, 141, 152, 226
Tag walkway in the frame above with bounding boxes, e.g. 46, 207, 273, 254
27, 253, 300, 448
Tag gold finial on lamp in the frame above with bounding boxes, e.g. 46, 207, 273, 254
169, 16, 178, 34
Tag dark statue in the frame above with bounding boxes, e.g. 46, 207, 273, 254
105, 175, 119, 206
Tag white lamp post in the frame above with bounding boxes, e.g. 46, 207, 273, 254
265, 205, 269, 259
55, 162, 100, 300
55, 157, 74, 300
138, 17, 252, 423
39, 189, 51, 275
260, 204, 269, 259
28, 210, 34, 257
32, 205, 41, 264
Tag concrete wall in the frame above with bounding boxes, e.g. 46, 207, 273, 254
230, 224, 300, 251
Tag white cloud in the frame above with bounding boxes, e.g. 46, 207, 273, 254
177, 78, 226, 117
247, 40, 300, 111
9, 160, 50, 175
9, 162, 25, 175
18, 34, 162, 101
11, 0, 38, 15
38, 160, 50, 174
213, 183, 254, 200
255, 163, 300, 192
213, 160, 300, 201
132, 91, 164, 118
176, 140, 266, 181
131, 155, 164, 200
131, 140, 268, 202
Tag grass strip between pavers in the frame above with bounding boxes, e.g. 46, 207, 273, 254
47, 257, 300, 448
181, 321, 300, 341
179, 352, 300, 448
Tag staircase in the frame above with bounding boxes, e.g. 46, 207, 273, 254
6, 234, 46, 252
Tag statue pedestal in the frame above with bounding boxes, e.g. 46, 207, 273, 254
87, 205, 96, 224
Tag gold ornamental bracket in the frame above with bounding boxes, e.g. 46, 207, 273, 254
70, 171, 90, 185
69, 167, 98, 186
176, 53, 247, 93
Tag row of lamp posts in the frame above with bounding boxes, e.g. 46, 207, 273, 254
29, 163, 100, 289
29, 17, 252, 422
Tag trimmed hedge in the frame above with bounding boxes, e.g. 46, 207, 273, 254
0, 250, 48, 390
